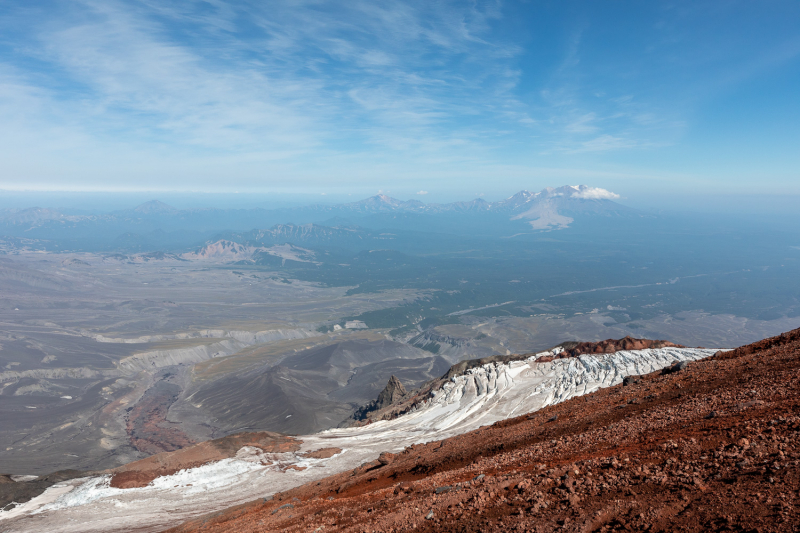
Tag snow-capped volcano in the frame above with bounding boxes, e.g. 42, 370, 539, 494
494, 185, 620, 206
496, 185, 628, 230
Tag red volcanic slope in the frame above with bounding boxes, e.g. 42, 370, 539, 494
168, 329, 800, 533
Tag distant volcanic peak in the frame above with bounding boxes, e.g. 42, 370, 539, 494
498, 190, 538, 208
369, 194, 397, 205
493, 185, 620, 213
353, 194, 407, 210
132, 200, 179, 214
501, 185, 627, 230
507, 189, 537, 199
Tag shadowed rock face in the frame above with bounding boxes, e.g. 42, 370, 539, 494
352, 375, 409, 422
375, 376, 406, 410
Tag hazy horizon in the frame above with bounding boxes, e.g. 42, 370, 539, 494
2, 187, 800, 218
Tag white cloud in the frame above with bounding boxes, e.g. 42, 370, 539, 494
574, 135, 637, 153
416, 190, 428, 195
564, 113, 598, 134
570, 186, 620, 200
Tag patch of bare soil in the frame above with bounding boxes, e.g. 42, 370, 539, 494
167, 328, 800, 533
126, 381, 197, 455
110, 432, 301, 489
303, 448, 342, 459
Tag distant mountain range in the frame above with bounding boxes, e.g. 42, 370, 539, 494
0, 186, 639, 252
297, 185, 630, 225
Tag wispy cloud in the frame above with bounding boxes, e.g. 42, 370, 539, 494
0, 0, 526, 186
0, 0, 798, 193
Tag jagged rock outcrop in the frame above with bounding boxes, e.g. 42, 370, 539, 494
351, 375, 409, 421
375, 375, 406, 410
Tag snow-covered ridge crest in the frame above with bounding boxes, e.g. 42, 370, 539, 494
0, 347, 717, 532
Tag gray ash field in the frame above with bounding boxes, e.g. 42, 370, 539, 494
0, 254, 427, 474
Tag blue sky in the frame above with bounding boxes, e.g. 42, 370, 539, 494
0, 1, 798, 201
